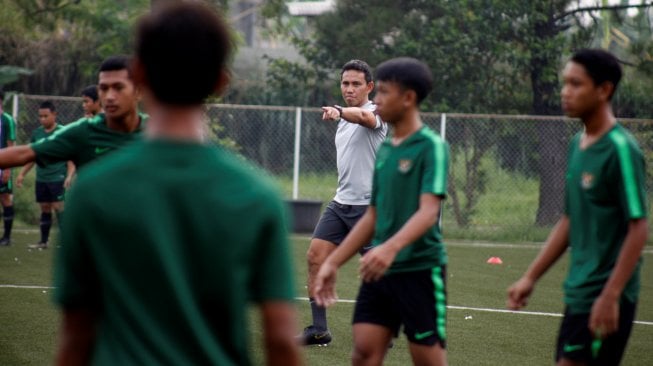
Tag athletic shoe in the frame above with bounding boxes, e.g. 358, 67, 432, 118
28, 242, 48, 249
297, 325, 332, 346
0, 237, 10, 246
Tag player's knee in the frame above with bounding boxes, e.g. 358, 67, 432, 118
306, 244, 327, 266
351, 343, 382, 365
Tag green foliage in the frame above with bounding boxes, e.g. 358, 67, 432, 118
0, 65, 32, 86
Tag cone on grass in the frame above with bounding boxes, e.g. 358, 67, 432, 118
486, 256, 503, 265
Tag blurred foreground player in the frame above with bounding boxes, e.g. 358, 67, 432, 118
53, 2, 303, 365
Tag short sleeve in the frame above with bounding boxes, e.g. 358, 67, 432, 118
611, 135, 648, 220
31, 122, 83, 167
420, 137, 449, 197
4, 114, 16, 142
249, 193, 295, 303
52, 182, 101, 309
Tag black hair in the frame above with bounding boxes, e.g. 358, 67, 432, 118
39, 100, 56, 112
570, 49, 622, 100
341, 59, 373, 84
375, 57, 433, 104
135, 1, 233, 105
99, 55, 131, 76
81, 85, 99, 101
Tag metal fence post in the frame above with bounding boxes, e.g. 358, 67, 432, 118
292, 107, 302, 200
440, 113, 447, 141
12, 94, 19, 122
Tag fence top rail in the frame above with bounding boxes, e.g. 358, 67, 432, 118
16, 96, 653, 122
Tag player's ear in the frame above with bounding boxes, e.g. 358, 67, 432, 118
403, 89, 417, 108
213, 69, 231, 96
366, 81, 374, 94
598, 81, 615, 102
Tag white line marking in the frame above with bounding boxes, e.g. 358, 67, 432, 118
295, 297, 653, 326
0, 284, 54, 289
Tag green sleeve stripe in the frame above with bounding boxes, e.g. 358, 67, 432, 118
609, 130, 644, 218
423, 129, 447, 194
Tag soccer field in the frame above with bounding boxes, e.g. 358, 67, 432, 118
1, 231, 651, 365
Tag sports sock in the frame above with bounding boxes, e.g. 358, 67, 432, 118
3, 205, 14, 239
310, 297, 328, 331
40, 212, 53, 243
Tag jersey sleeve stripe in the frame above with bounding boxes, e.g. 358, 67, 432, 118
424, 129, 447, 194
609, 130, 645, 218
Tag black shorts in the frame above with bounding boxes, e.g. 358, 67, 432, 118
353, 266, 447, 347
312, 200, 367, 246
35, 181, 65, 203
556, 300, 636, 365
0, 180, 12, 194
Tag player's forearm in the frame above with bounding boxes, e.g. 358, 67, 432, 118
18, 162, 34, 177
261, 302, 304, 366
341, 108, 377, 129
55, 310, 97, 366
599, 218, 648, 301
326, 208, 376, 268
0, 145, 36, 168
66, 161, 76, 178
384, 199, 440, 254
523, 216, 570, 282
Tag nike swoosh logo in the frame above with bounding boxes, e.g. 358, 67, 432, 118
95, 147, 111, 155
314, 333, 328, 339
414, 330, 435, 340
563, 344, 584, 353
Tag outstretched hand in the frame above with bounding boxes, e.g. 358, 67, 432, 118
359, 245, 396, 283
313, 261, 339, 307
321, 106, 340, 121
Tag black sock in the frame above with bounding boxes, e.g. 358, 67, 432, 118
40, 212, 53, 243
310, 297, 327, 331
3, 205, 14, 239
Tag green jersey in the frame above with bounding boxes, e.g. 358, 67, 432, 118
31, 113, 146, 170
54, 140, 295, 365
1, 112, 16, 148
371, 126, 449, 273
30, 125, 67, 182
564, 124, 647, 314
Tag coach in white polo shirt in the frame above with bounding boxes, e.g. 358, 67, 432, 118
298, 59, 388, 346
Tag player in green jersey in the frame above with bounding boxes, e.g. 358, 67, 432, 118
0, 56, 144, 172
53, 2, 302, 366
508, 49, 648, 366
16, 101, 75, 249
0, 89, 17, 246
314, 58, 449, 366
81, 85, 101, 118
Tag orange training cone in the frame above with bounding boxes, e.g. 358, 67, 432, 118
486, 256, 503, 264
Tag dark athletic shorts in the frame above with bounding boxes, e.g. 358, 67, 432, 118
353, 266, 447, 347
35, 181, 65, 203
0, 180, 12, 194
313, 200, 368, 247
556, 300, 636, 365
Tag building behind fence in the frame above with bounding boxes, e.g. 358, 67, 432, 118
9, 94, 653, 242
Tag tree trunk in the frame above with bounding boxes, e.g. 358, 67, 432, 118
531, 21, 567, 226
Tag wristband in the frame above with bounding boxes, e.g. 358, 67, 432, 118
334, 105, 343, 119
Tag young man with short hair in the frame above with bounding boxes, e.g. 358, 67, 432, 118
300, 59, 387, 346
314, 57, 449, 366
17, 101, 74, 249
81, 85, 101, 118
53, 2, 302, 366
0, 55, 145, 171
508, 49, 647, 366
0, 89, 16, 246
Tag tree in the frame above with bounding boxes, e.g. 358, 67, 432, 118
264, 0, 653, 227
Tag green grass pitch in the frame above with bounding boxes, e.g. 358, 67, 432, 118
1, 231, 651, 365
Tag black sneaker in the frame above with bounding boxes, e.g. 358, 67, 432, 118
0, 237, 10, 246
297, 325, 332, 346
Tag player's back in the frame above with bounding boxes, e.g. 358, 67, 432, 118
55, 139, 294, 365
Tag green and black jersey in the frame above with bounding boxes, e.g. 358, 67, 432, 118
31, 113, 146, 170
30, 125, 67, 182
1, 112, 16, 148
54, 139, 295, 365
564, 124, 647, 314
371, 126, 449, 274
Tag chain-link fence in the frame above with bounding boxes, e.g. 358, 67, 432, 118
9, 94, 653, 242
